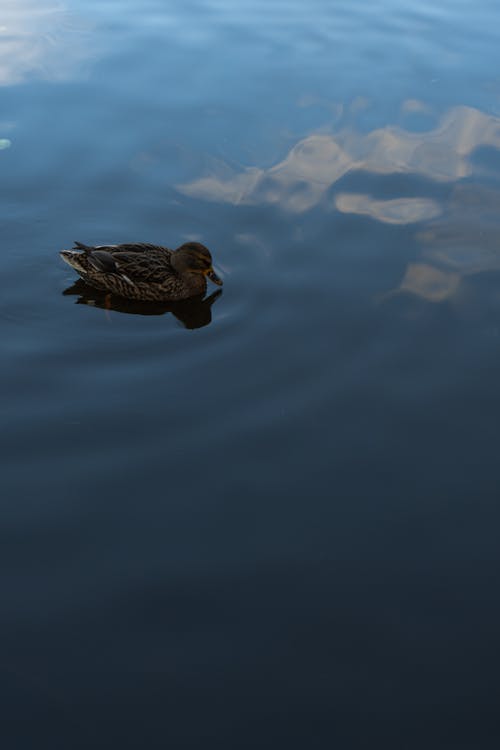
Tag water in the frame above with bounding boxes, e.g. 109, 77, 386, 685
2, 1, 500, 747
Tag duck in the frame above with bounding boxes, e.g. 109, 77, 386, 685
60, 240, 223, 302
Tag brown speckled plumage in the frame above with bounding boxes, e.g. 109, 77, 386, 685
60, 241, 222, 301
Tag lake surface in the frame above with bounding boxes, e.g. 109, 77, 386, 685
2, 1, 500, 747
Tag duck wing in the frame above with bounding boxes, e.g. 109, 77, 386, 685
73, 241, 169, 254
86, 247, 174, 285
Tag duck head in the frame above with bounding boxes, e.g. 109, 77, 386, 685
171, 242, 223, 286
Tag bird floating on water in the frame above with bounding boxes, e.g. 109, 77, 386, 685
60, 240, 223, 302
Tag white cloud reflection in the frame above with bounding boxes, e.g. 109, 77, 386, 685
178, 105, 500, 217
398, 263, 461, 303
179, 102, 500, 305
335, 193, 441, 225
392, 184, 500, 302
0, 1, 91, 86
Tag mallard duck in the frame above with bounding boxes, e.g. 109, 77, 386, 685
60, 240, 223, 301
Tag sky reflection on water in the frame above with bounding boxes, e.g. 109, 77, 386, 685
179, 105, 500, 210
179, 102, 500, 304
0, 0, 93, 86
2, 1, 500, 748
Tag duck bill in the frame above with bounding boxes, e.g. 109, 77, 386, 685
207, 268, 223, 286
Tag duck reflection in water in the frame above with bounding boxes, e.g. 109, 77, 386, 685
63, 280, 222, 329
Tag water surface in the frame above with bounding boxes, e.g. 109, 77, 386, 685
2, 1, 500, 747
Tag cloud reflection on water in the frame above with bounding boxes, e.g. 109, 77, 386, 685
398, 263, 461, 303
180, 104, 500, 304
399, 184, 500, 302
0, 0, 90, 86
179, 105, 500, 218
335, 194, 441, 225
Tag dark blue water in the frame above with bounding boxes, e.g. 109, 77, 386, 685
2, 1, 500, 747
